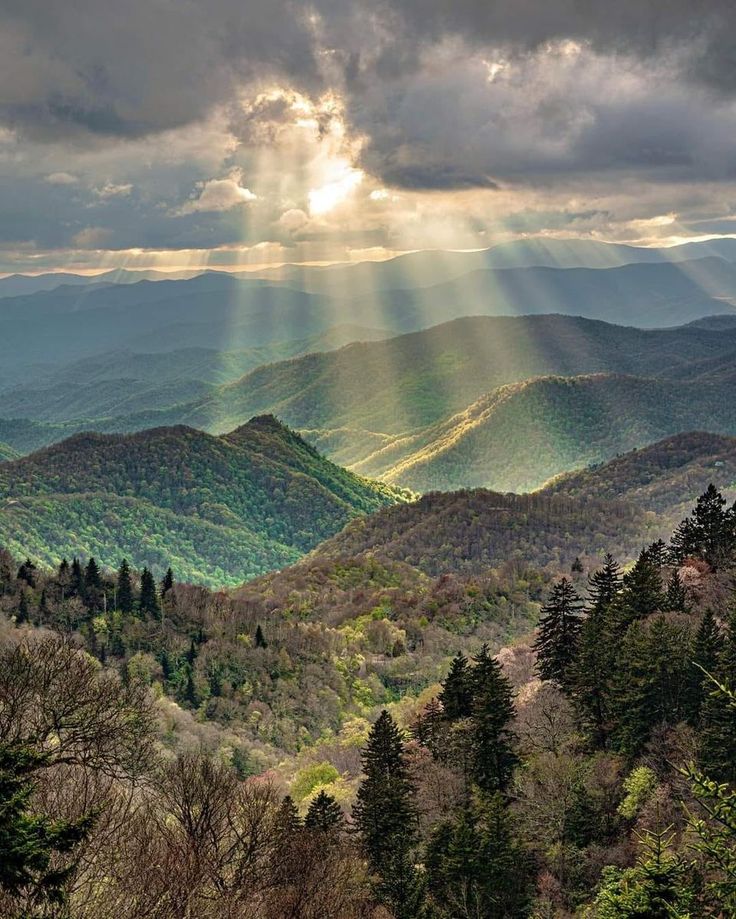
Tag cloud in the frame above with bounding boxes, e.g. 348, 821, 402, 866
176, 175, 257, 214
45, 172, 78, 185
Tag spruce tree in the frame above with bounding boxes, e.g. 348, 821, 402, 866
16, 559, 37, 588
117, 560, 133, 614
139, 567, 159, 617
670, 484, 735, 569
438, 651, 474, 720
305, 790, 344, 833
353, 710, 422, 917
574, 555, 622, 747
470, 646, 517, 793
84, 557, 101, 590
663, 570, 690, 613
700, 605, 736, 783
16, 592, 28, 626
613, 548, 664, 629
533, 577, 584, 692
70, 558, 85, 598
687, 608, 723, 726
161, 567, 174, 597
255, 624, 268, 648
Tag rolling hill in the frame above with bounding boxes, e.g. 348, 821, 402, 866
355, 374, 736, 493
543, 431, 736, 525
0, 415, 406, 585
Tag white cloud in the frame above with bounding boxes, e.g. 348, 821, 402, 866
45, 172, 78, 185
177, 174, 257, 214
94, 182, 133, 198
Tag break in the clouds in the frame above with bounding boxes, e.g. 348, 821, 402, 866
3, 0, 736, 270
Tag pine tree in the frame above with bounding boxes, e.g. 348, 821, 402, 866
700, 605, 736, 783
663, 570, 690, 613
613, 548, 664, 629
84, 557, 101, 590
533, 577, 584, 692
70, 557, 85, 597
438, 651, 474, 720
353, 710, 423, 917
687, 608, 723, 726
470, 645, 517, 793
670, 484, 735, 569
255, 624, 267, 648
305, 790, 344, 833
574, 556, 622, 746
139, 567, 159, 617
0, 745, 95, 909
161, 567, 174, 597
117, 560, 133, 614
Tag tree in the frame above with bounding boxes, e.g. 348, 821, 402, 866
700, 609, 736, 783
305, 790, 344, 833
574, 556, 622, 746
533, 578, 583, 693
438, 652, 474, 721
15, 592, 28, 626
591, 827, 695, 918
161, 567, 174, 597
255, 624, 268, 648
353, 710, 422, 917
70, 558, 85, 598
84, 557, 101, 590
686, 608, 722, 726
670, 484, 735, 569
470, 646, 517, 794
0, 744, 95, 913
426, 794, 532, 918
612, 548, 664, 629
663, 570, 690, 614
139, 567, 159, 618
16, 559, 37, 588
117, 560, 133, 614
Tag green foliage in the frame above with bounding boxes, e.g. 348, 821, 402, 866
533, 577, 584, 692
617, 767, 659, 820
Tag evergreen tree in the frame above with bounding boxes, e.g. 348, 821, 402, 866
0, 744, 95, 910
438, 651, 474, 720
670, 484, 735, 569
70, 557, 85, 597
686, 608, 723, 725
16, 558, 37, 588
470, 646, 517, 793
139, 567, 159, 617
84, 557, 101, 590
161, 567, 174, 597
411, 698, 446, 759
613, 548, 664, 629
574, 555, 622, 746
700, 606, 736, 783
305, 790, 344, 833
426, 794, 533, 919
533, 577, 584, 692
275, 795, 303, 837
353, 710, 422, 917
255, 624, 268, 648
117, 560, 133, 614
663, 570, 690, 613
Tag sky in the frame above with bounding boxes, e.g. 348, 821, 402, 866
3, 1, 736, 273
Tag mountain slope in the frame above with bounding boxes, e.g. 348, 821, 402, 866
0, 415, 405, 585
302, 489, 658, 577
543, 431, 736, 524
0, 441, 18, 462
355, 374, 736, 493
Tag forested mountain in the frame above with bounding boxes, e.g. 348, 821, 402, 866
0, 415, 405, 584
545, 430, 736, 523
360, 374, 736, 492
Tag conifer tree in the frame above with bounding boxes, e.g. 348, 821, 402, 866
16, 558, 37, 588
70, 558, 85, 597
117, 560, 133, 614
161, 567, 174, 597
613, 548, 664, 629
255, 624, 268, 648
574, 555, 622, 746
687, 608, 723, 725
139, 567, 159, 617
663, 570, 690, 613
84, 557, 101, 590
670, 484, 735, 569
700, 605, 736, 783
16, 591, 28, 625
275, 795, 303, 837
438, 651, 474, 720
353, 710, 422, 917
533, 577, 584, 692
305, 790, 344, 833
470, 645, 517, 793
